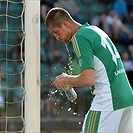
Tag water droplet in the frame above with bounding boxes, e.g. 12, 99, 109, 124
57, 99, 60, 102
51, 91, 55, 94
79, 122, 81, 125
73, 112, 77, 115
54, 90, 58, 93
59, 92, 64, 96
68, 108, 71, 112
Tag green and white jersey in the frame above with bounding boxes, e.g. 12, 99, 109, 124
71, 23, 133, 111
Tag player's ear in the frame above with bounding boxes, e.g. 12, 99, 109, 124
61, 21, 70, 28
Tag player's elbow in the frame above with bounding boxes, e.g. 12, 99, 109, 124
83, 78, 94, 87
80, 69, 95, 87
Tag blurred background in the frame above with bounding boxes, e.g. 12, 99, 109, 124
0, 0, 133, 132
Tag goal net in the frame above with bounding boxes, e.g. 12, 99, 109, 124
0, 0, 40, 132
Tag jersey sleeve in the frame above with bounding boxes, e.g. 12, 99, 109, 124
72, 35, 94, 72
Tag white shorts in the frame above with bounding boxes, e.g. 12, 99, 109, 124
82, 106, 133, 133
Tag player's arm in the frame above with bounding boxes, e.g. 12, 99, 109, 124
66, 68, 94, 87
53, 68, 94, 89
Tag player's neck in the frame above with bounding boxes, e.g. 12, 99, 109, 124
71, 21, 81, 35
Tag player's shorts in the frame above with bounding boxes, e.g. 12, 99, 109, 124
82, 106, 133, 133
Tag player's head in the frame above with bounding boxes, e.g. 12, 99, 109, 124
45, 7, 74, 28
45, 7, 77, 44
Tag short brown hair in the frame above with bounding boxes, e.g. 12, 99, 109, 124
45, 7, 73, 28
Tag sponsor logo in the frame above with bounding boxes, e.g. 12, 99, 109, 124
114, 69, 125, 76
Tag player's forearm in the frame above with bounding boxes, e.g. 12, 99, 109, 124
66, 70, 94, 87
66, 75, 89, 87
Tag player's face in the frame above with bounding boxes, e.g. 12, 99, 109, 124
48, 24, 72, 44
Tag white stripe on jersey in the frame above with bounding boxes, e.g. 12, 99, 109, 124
90, 55, 114, 111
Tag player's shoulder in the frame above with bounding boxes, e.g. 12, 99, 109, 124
77, 23, 100, 35
75, 25, 99, 42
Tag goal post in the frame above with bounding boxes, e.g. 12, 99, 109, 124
25, 0, 40, 132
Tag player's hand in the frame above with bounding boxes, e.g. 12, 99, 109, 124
53, 73, 68, 89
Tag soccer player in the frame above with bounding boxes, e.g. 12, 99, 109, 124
45, 7, 133, 132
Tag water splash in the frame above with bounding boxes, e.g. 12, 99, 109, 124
42, 44, 81, 118
65, 44, 73, 75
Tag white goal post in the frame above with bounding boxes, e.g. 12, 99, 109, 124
25, 0, 40, 132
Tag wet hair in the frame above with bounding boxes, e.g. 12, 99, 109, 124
45, 7, 73, 28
